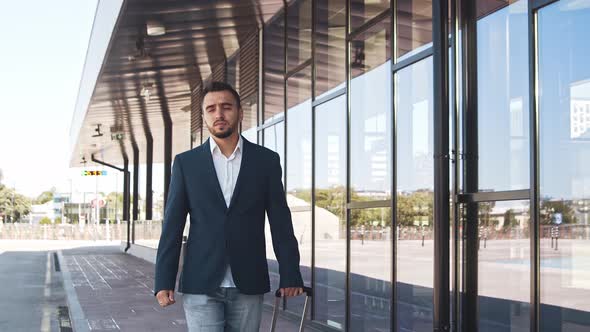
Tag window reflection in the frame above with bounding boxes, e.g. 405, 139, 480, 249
476, 200, 530, 331
350, 0, 389, 31
263, 122, 285, 307
350, 18, 391, 202
314, 95, 347, 330
350, 207, 392, 331
241, 94, 258, 138
396, 0, 432, 60
315, 0, 346, 99
395, 57, 434, 331
477, 0, 529, 192
287, 0, 312, 71
538, 1, 590, 330
264, 14, 285, 123
285, 67, 313, 314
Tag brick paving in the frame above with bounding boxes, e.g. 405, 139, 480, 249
60, 245, 312, 332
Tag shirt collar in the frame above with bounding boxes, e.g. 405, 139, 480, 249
209, 135, 243, 158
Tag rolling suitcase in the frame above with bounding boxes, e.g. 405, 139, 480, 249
270, 286, 313, 332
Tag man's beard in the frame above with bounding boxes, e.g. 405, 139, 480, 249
208, 122, 237, 139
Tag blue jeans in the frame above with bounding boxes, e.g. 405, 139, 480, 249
182, 288, 263, 332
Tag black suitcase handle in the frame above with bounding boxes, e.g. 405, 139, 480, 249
270, 286, 313, 332
274, 286, 313, 298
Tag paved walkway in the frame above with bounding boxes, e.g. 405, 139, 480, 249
59, 245, 311, 332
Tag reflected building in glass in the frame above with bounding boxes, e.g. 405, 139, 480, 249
71, 0, 590, 331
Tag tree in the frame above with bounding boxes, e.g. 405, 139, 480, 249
503, 209, 519, 230
39, 217, 52, 225
479, 201, 499, 228
541, 200, 578, 225
0, 186, 31, 222
105, 192, 124, 220
34, 187, 56, 205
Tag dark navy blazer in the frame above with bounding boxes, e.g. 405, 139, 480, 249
154, 136, 303, 296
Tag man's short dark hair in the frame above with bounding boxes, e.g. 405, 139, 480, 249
202, 81, 241, 109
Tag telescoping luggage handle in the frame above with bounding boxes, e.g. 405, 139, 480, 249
270, 286, 313, 332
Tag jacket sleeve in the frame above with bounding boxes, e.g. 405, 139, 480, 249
265, 152, 304, 289
154, 155, 189, 296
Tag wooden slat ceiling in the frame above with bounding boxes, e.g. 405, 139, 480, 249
72, 0, 283, 167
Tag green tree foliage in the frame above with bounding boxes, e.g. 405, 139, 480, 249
39, 217, 52, 225
290, 187, 433, 228
34, 187, 56, 204
502, 209, 519, 230
0, 186, 31, 222
105, 192, 124, 220
541, 200, 578, 224
479, 201, 499, 228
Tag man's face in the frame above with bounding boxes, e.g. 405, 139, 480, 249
202, 90, 243, 139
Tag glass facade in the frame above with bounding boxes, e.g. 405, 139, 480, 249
538, 1, 590, 331
172, 0, 590, 331
314, 95, 347, 330
396, 56, 434, 331
477, 1, 530, 192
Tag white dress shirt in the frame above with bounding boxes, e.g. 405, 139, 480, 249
209, 136, 243, 288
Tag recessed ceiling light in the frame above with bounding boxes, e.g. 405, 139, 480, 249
146, 20, 166, 36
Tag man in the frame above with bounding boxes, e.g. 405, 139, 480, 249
154, 82, 304, 331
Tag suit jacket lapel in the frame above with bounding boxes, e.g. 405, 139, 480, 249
202, 139, 228, 212
228, 136, 251, 213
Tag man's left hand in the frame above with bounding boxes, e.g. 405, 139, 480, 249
279, 287, 304, 297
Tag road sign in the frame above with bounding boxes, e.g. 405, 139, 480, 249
82, 170, 107, 176
553, 213, 563, 225
91, 199, 105, 208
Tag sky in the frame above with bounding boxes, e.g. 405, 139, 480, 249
0, 1, 99, 198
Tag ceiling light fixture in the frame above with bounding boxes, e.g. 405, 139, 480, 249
146, 20, 166, 36
92, 124, 103, 137
141, 83, 153, 101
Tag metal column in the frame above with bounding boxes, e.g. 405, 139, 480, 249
433, 0, 451, 330
461, 0, 479, 330
146, 136, 153, 220
123, 156, 131, 250
132, 145, 139, 243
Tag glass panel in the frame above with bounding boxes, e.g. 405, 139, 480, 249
263, 122, 285, 306
351, 17, 391, 78
351, 18, 391, 202
241, 93, 258, 141
477, 0, 529, 191
264, 13, 285, 123
263, 122, 285, 175
396, 0, 432, 60
202, 125, 211, 145
314, 95, 347, 330
538, 1, 590, 331
476, 200, 530, 331
315, 0, 346, 99
287, 0, 312, 71
227, 53, 239, 91
350, 0, 389, 32
477, 0, 519, 19
350, 207, 392, 331
285, 67, 313, 314
395, 56, 434, 331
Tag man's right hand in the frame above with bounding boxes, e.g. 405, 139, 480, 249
156, 290, 176, 307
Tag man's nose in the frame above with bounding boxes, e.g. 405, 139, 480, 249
213, 106, 224, 119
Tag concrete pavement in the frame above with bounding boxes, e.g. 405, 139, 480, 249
0, 240, 313, 332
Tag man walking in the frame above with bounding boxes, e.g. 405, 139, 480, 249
154, 82, 304, 331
